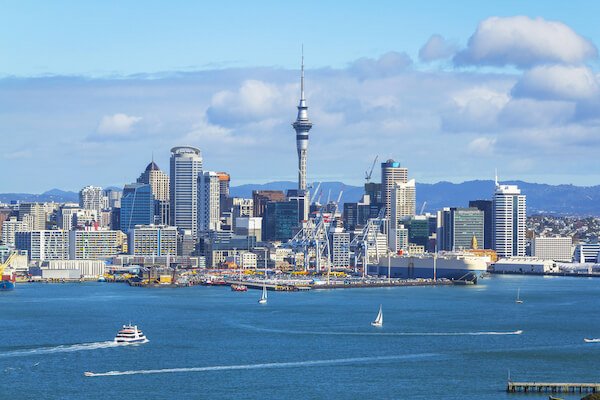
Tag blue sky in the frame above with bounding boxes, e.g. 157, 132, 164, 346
2, 1, 600, 191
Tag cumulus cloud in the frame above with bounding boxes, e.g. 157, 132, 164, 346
419, 34, 458, 62
97, 113, 142, 135
206, 79, 295, 127
349, 51, 412, 79
512, 65, 599, 101
455, 16, 598, 67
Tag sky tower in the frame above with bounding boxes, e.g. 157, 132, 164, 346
292, 50, 313, 192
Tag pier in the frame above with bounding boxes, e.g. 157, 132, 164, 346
225, 278, 458, 291
507, 381, 600, 394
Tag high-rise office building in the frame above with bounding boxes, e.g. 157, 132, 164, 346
216, 172, 230, 214
469, 200, 493, 249
252, 190, 286, 217
198, 171, 221, 233
79, 186, 104, 215
492, 182, 526, 258
437, 207, 484, 251
331, 230, 350, 268
170, 146, 203, 237
19, 202, 47, 230
138, 161, 170, 202
390, 179, 416, 228
381, 159, 408, 219
120, 183, 154, 233
263, 200, 300, 241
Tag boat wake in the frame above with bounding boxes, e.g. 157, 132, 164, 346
84, 353, 438, 377
584, 338, 600, 343
0, 341, 123, 358
235, 323, 523, 337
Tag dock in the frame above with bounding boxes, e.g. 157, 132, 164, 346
507, 381, 600, 393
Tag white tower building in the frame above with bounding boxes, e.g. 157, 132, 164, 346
381, 160, 408, 219
492, 179, 526, 258
198, 171, 221, 233
170, 146, 203, 237
79, 186, 104, 215
292, 52, 313, 193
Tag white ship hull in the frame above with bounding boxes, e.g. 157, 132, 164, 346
368, 253, 489, 280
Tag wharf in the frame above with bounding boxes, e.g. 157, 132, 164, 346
507, 381, 600, 393
225, 278, 457, 291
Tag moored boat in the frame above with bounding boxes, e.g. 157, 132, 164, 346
231, 284, 248, 292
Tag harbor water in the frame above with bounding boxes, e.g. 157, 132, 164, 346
2, 275, 600, 399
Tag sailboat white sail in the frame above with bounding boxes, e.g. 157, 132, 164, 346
515, 288, 523, 304
371, 305, 383, 327
258, 284, 268, 304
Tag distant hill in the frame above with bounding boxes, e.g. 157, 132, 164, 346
3, 180, 599, 215
0, 189, 78, 204
231, 180, 600, 216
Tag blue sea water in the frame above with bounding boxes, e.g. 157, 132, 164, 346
1, 275, 600, 399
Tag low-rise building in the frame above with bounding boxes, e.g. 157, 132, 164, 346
531, 236, 573, 262
492, 257, 558, 274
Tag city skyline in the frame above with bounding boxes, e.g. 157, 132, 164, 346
4, 2, 600, 191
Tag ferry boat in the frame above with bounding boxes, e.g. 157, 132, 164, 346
231, 284, 248, 292
369, 252, 489, 281
0, 272, 16, 291
114, 324, 148, 344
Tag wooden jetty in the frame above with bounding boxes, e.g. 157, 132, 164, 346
507, 381, 600, 393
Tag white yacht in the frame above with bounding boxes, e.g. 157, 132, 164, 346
114, 324, 148, 344
371, 305, 383, 327
258, 285, 268, 304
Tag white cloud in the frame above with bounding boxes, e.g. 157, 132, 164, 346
97, 113, 142, 135
468, 137, 497, 155
455, 16, 597, 67
512, 65, 599, 101
349, 51, 412, 78
419, 34, 457, 62
442, 87, 510, 132
499, 98, 575, 127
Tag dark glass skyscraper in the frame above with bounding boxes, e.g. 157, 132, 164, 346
120, 183, 154, 233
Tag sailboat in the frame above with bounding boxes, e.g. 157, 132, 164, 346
515, 288, 523, 304
371, 305, 383, 327
258, 284, 267, 304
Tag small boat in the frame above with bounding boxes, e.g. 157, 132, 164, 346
114, 324, 148, 344
548, 396, 563, 400
258, 285, 267, 304
84, 372, 94, 377
584, 338, 600, 343
231, 284, 248, 292
371, 305, 383, 327
515, 288, 523, 304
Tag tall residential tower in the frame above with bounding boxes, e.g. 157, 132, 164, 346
492, 179, 526, 258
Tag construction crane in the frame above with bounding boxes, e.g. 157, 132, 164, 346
364, 156, 378, 183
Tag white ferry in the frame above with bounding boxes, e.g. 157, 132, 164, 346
114, 324, 148, 344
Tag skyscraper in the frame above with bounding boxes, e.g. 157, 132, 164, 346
381, 160, 408, 219
437, 207, 484, 251
292, 52, 312, 193
492, 181, 526, 258
198, 171, 221, 234
390, 179, 416, 228
138, 160, 170, 202
120, 183, 154, 233
468, 200, 493, 249
79, 186, 104, 215
170, 146, 203, 237
216, 172, 230, 214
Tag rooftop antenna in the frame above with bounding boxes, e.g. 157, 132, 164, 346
301, 44, 304, 99
495, 168, 499, 186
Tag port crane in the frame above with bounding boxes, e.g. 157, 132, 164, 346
350, 207, 387, 277
365, 156, 378, 183
0, 251, 17, 276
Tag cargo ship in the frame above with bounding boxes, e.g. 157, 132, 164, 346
0, 252, 17, 291
368, 252, 490, 281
